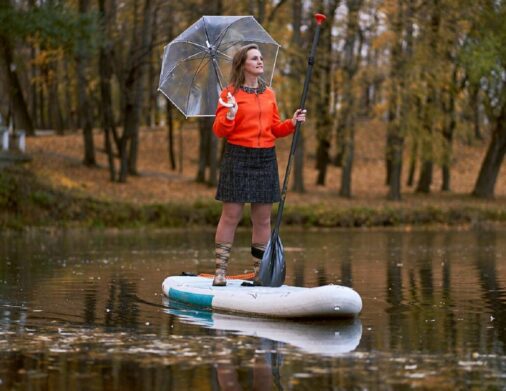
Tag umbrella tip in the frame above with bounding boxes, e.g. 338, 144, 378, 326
315, 13, 326, 25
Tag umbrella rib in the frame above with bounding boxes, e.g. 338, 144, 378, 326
161, 54, 209, 87
171, 40, 208, 51
213, 16, 281, 51
213, 18, 248, 47
184, 56, 213, 114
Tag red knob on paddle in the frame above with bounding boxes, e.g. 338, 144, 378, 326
315, 13, 327, 25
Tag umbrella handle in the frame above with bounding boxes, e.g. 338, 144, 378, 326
219, 92, 235, 108
218, 98, 234, 108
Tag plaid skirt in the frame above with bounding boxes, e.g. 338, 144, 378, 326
216, 143, 281, 203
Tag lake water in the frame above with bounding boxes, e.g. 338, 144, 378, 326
1, 227, 505, 390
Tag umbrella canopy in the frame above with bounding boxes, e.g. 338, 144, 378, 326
158, 15, 280, 117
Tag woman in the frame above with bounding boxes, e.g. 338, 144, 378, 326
211, 44, 306, 286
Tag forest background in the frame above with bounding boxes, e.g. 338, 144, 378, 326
0, 0, 505, 229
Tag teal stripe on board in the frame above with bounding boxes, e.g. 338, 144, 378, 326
168, 287, 214, 308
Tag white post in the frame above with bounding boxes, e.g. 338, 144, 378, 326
2, 129, 9, 151
18, 130, 26, 152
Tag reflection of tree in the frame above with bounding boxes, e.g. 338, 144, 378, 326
416, 232, 436, 351
339, 234, 353, 287
441, 231, 457, 353
474, 230, 506, 353
386, 233, 403, 349
293, 253, 305, 287
105, 278, 139, 329
84, 286, 97, 326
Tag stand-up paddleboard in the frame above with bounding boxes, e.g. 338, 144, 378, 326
163, 299, 362, 356
162, 275, 362, 318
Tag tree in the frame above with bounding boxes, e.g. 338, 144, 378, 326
338, 0, 364, 198
77, 0, 97, 166
290, 0, 305, 193
385, 0, 414, 200
98, 0, 119, 181
0, 0, 34, 135
314, 0, 340, 187
114, 0, 154, 182
464, 0, 506, 198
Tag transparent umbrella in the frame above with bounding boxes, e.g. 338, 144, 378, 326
158, 15, 280, 118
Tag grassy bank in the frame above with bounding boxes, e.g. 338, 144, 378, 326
1, 166, 504, 230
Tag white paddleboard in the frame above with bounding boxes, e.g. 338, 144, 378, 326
162, 276, 362, 318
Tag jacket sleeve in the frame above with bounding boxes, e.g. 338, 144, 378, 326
212, 88, 236, 138
271, 91, 295, 138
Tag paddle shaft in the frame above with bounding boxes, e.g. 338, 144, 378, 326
272, 14, 326, 237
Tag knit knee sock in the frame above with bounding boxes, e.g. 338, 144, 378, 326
213, 242, 232, 286
251, 243, 267, 279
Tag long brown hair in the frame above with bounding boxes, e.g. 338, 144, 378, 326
229, 44, 264, 92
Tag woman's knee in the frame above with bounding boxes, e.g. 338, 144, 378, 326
250, 205, 272, 228
220, 204, 244, 226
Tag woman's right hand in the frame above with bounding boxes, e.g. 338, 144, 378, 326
225, 93, 238, 120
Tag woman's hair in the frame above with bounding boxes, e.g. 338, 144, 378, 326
229, 44, 264, 92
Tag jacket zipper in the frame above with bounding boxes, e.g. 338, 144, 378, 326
256, 92, 263, 147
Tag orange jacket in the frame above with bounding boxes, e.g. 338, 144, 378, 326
213, 86, 295, 148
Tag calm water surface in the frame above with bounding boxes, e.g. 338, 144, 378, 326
0, 227, 505, 390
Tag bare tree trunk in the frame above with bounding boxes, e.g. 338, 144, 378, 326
77, 0, 97, 166
406, 139, 417, 187
196, 118, 209, 183
196, 117, 218, 184
194, 0, 222, 184
118, 0, 153, 180
49, 62, 65, 135
0, 34, 34, 135
386, 0, 414, 200
339, 0, 363, 198
291, 0, 305, 193
388, 0, 412, 200
63, 59, 78, 132
314, 0, 340, 186
441, 65, 457, 192
416, 95, 435, 193
166, 104, 176, 170
416, 159, 433, 193
472, 103, 506, 198
98, 0, 118, 181
416, 0, 441, 194
469, 83, 483, 142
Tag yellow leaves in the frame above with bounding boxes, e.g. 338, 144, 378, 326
373, 101, 389, 118
31, 48, 65, 66
372, 31, 396, 49
379, 0, 399, 16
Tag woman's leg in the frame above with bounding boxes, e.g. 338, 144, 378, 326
250, 203, 272, 278
213, 202, 244, 286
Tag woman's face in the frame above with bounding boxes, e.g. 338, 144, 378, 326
243, 49, 264, 78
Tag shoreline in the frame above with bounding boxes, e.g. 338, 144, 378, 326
1, 166, 504, 231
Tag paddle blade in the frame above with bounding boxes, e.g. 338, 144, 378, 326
258, 235, 285, 287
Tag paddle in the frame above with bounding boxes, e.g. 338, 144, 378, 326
258, 13, 327, 287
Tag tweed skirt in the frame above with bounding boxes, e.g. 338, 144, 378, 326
216, 143, 281, 203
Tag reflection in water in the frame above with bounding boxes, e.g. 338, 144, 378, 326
213, 338, 282, 391
475, 230, 506, 351
386, 233, 404, 350
105, 278, 140, 330
163, 299, 362, 357
0, 228, 506, 390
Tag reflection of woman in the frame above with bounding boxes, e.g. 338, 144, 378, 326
214, 338, 282, 391
211, 44, 306, 286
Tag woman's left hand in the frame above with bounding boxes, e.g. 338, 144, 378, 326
292, 109, 307, 125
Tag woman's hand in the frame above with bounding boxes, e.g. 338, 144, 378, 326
291, 109, 307, 125
225, 93, 238, 120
